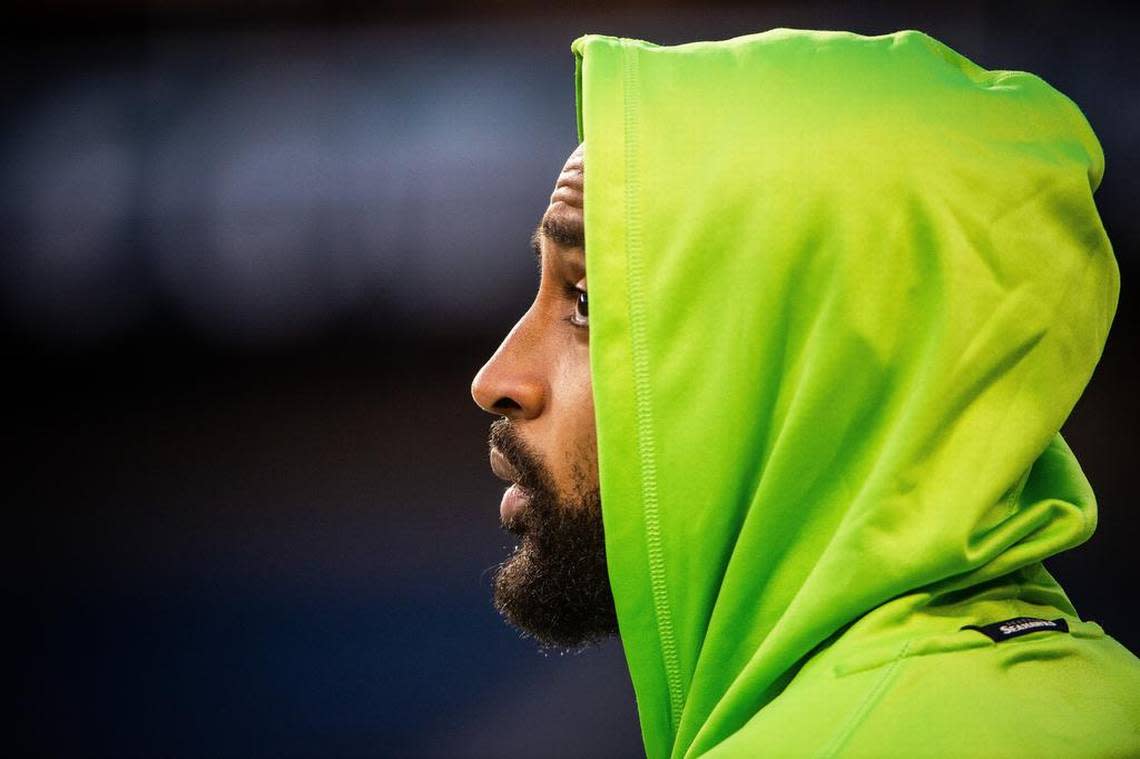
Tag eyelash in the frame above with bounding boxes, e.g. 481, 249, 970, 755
561, 281, 589, 330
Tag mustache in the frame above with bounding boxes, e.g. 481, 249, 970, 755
488, 418, 551, 496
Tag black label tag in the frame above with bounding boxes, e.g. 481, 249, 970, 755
961, 616, 1069, 642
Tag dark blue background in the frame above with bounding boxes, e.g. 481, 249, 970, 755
7, 2, 1137, 756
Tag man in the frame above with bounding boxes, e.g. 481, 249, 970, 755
471, 28, 1140, 758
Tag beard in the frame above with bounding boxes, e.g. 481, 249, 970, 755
488, 419, 619, 650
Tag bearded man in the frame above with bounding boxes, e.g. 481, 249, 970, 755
472, 28, 1140, 758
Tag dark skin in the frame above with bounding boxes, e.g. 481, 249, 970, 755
471, 144, 617, 648
471, 143, 595, 507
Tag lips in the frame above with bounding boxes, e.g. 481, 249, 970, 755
490, 447, 521, 485
500, 483, 530, 525
490, 447, 532, 525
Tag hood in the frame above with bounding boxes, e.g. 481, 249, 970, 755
574, 28, 1118, 759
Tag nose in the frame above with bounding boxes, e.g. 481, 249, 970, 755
470, 312, 547, 420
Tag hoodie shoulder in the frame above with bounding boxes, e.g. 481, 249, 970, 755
701, 632, 1140, 758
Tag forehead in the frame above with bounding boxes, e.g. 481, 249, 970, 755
532, 144, 586, 269
546, 145, 584, 240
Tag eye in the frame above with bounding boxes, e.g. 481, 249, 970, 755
570, 288, 588, 325
562, 282, 589, 328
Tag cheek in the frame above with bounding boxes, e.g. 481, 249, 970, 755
572, 352, 599, 487
555, 340, 594, 429
550, 340, 597, 487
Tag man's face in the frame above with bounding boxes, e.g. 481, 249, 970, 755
470, 144, 618, 649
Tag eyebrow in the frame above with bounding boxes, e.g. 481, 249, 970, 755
531, 216, 585, 269
542, 214, 584, 249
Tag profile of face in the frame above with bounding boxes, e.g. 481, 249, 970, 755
470, 144, 618, 649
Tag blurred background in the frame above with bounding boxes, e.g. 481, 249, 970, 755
5, 1, 1136, 756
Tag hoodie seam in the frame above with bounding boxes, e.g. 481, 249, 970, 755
818, 640, 912, 758
621, 39, 686, 735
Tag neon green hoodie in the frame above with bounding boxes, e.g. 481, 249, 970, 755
575, 28, 1140, 758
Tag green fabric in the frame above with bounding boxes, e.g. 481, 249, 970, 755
575, 28, 1139, 758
